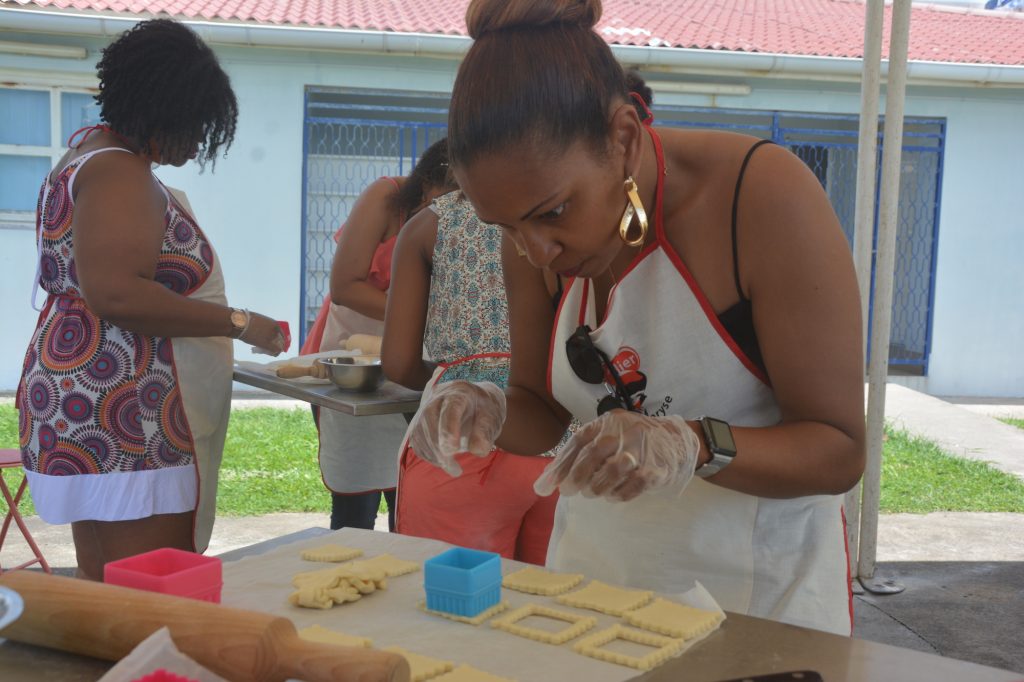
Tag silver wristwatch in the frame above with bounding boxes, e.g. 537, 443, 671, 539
695, 416, 737, 478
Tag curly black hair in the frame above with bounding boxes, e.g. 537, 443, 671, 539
624, 69, 654, 120
94, 19, 237, 169
392, 138, 452, 217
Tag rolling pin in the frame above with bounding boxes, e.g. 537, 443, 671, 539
276, 363, 329, 379
0, 571, 410, 682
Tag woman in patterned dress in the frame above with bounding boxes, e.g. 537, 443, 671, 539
382, 191, 559, 564
17, 19, 285, 581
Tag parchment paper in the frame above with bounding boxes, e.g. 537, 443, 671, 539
221, 529, 725, 682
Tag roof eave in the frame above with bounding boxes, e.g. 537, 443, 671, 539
2, 5, 1022, 88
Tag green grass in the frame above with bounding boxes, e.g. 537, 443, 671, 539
999, 417, 1024, 431
879, 427, 1024, 513
3, 404, 1024, 516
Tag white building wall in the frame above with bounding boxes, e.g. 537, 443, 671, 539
1, 32, 1021, 396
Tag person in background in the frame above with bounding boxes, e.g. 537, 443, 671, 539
16, 19, 285, 581
407, 0, 865, 636
383, 191, 559, 564
624, 68, 654, 121
302, 139, 454, 531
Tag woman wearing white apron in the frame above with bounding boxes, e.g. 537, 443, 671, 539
16, 19, 285, 580
407, 0, 865, 636
311, 141, 453, 530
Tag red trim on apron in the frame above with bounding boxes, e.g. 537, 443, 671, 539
646, 127, 771, 387
165, 338, 204, 553
841, 505, 855, 635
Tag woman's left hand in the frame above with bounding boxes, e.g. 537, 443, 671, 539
534, 412, 702, 502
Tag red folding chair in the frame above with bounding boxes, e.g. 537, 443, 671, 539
0, 448, 51, 573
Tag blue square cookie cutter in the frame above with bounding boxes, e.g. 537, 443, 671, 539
424, 547, 502, 617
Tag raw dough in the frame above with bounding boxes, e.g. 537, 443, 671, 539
555, 580, 653, 616
343, 334, 383, 355
501, 567, 583, 596
297, 624, 372, 648
432, 665, 516, 682
382, 646, 455, 681
289, 564, 388, 609
300, 544, 364, 563
622, 598, 725, 639
348, 554, 421, 577
572, 624, 685, 671
418, 599, 510, 626
489, 604, 597, 645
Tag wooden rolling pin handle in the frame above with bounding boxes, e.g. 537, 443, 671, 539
0, 571, 409, 682
276, 364, 314, 379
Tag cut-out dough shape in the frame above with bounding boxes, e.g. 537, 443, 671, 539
573, 624, 685, 671
348, 553, 421, 577
490, 603, 596, 645
382, 646, 454, 682
622, 598, 725, 639
555, 580, 653, 616
300, 544, 364, 563
418, 599, 510, 626
297, 624, 372, 648
432, 665, 516, 682
501, 567, 583, 596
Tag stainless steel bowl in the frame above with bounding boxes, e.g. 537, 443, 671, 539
316, 357, 385, 393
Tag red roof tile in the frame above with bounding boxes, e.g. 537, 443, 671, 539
8, 0, 1024, 66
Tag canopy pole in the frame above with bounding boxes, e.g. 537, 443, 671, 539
859, 0, 913, 581
846, 0, 885, 579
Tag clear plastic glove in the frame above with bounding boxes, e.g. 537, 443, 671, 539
408, 380, 507, 476
534, 412, 701, 502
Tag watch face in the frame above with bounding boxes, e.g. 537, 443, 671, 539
706, 417, 737, 455
231, 310, 248, 329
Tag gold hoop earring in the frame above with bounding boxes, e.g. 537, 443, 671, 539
618, 176, 648, 247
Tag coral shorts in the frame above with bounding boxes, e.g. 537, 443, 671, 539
396, 446, 558, 565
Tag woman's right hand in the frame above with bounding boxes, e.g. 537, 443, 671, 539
409, 380, 507, 476
240, 311, 286, 355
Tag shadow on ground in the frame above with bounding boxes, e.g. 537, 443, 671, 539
854, 561, 1024, 674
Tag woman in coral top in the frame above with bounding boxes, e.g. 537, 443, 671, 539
302, 139, 453, 531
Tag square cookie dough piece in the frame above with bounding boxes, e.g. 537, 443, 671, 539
623, 597, 725, 639
349, 553, 421, 577
418, 599, 510, 626
490, 604, 596, 645
555, 580, 653, 616
297, 624, 372, 648
300, 544, 364, 563
382, 646, 454, 682
573, 624, 685, 671
433, 664, 516, 682
501, 567, 583, 596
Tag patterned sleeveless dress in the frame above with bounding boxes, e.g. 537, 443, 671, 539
17, 147, 233, 552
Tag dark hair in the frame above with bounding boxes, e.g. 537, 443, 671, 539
392, 137, 452, 217
624, 68, 654, 119
94, 19, 237, 168
449, 0, 628, 169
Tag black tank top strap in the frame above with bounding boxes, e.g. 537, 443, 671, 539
730, 138, 774, 301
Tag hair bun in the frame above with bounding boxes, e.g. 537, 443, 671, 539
466, 0, 602, 39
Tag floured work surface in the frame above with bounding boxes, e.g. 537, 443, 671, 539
220, 529, 723, 682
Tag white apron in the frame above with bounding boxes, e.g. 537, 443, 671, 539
163, 192, 233, 554
316, 306, 404, 494
545, 131, 851, 636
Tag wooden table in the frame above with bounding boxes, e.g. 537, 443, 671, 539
233, 365, 421, 416
2, 528, 1020, 682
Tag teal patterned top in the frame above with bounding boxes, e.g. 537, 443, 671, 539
424, 191, 511, 387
